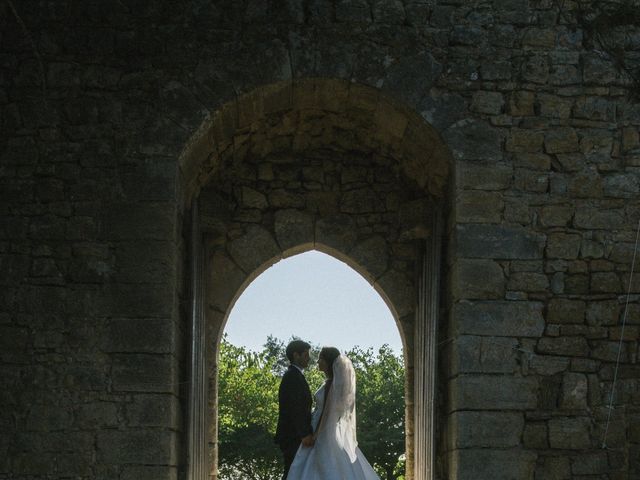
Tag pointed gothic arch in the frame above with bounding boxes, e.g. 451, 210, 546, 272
182, 78, 451, 480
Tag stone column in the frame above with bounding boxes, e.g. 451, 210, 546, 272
414, 209, 442, 480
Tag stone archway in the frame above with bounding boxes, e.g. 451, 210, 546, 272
181, 78, 451, 480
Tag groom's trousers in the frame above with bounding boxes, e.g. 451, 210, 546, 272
281, 440, 299, 480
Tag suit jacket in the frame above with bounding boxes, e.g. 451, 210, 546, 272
274, 365, 313, 449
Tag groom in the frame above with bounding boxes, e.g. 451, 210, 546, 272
274, 339, 314, 479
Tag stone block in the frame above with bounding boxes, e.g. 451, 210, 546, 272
570, 358, 599, 373
268, 189, 305, 209
208, 251, 246, 311
574, 206, 624, 230
450, 448, 537, 480
451, 259, 505, 300
560, 372, 588, 409
580, 129, 613, 163
521, 55, 549, 84
11, 452, 57, 475
550, 51, 580, 65
591, 272, 620, 293
522, 28, 556, 48
481, 60, 512, 80
539, 205, 574, 227
76, 402, 118, 428
514, 169, 549, 193
450, 335, 519, 375
537, 336, 588, 356
0, 215, 29, 240
583, 53, 616, 84
571, 451, 608, 475
240, 186, 268, 209
547, 298, 586, 324
114, 241, 175, 284
574, 96, 615, 122
375, 269, 414, 318
341, 188, 385, 214
98, 283, 175, 318
0, 326, 28, 351
546, 233, 581, 259
102, 202, 175, 240
548, 417, 591, 449
63, 363, 109, 390
535, 456, 570, 480
29, 214, 66, 240
443, 119, 504, 162
274, 209, 314, 255
111, 354, 176, 393
121, 465, 178, 480
514, 153, 551, 170
523, 422, 547, 448
228, 225, 281, 274
527, 354, 570, 375
471, 91, 504, 115
103, 318, 174, 354
508, 272, 549, 292
455, 191, 503, 223
564, 274, 589, 295
455, 224, 545, 260
622, 126, 639, 152
591, 341, 625, 362
610, 242, 636, 264
508, 91, 535, 116
545, 128, 579, 154
603, 173, 640, 198
372, 0, 405, 24
538, 93, 572, 118
26, 404, 73, 431
66, 216, 99, 241
449, 411, 524, 448
453, 300, 545, 337
97, 429, 177, 465
450, 374, 538, 410
629, 415, 640, 442
506, 128, 544, 153
560, 324, 606, 339
581, 238, 604, 259
125, 394, 178, 428
398, 198, 432, 240
549, 64, 579, 85
52, 452, 93, 477
348, 235, 388, 281
315, 214, 358, 254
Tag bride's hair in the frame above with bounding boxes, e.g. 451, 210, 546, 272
319, 347, 341, 378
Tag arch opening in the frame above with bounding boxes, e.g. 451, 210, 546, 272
217, 249, 406, 479
183, 78, 451, 480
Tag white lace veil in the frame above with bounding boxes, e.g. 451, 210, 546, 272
316, 354, 358, 462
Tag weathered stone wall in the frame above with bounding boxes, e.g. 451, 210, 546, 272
2, 0, 640, 479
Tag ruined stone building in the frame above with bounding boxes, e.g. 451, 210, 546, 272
2, 0, 639, 479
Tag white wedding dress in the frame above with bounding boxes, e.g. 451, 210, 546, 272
286, 355, 380, 480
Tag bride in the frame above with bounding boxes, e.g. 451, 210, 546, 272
286, 347, 380, 480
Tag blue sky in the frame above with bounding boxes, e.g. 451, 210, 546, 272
224, 250, 403, 355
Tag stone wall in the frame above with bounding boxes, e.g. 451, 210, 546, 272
2, 0, 639, 479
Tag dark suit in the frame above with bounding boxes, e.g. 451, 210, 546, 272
274, 365, 312, 479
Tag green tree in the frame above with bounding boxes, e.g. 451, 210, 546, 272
348, 345, 406, 480
217, 338, 281, 480
218, 338, 405, 479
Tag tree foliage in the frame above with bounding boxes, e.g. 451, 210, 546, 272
348, 345, 405, 480
218, 336, 405, 479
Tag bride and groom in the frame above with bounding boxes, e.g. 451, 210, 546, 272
274, 340, 380, 480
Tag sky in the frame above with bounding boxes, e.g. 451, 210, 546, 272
224, 250, 403, 355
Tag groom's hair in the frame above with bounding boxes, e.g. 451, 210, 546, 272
286, 340, 311, 362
